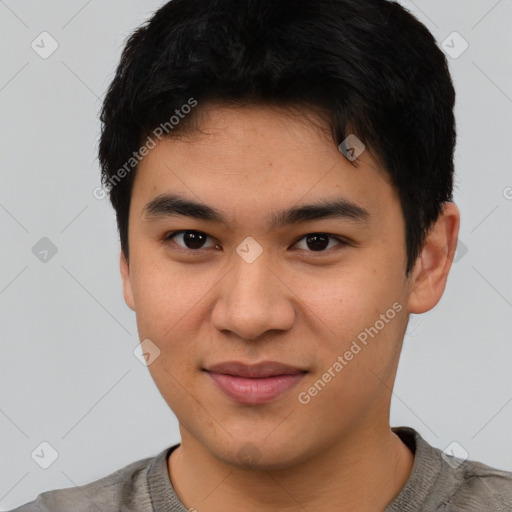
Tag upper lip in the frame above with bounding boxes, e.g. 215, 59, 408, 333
204, 361, 306, 378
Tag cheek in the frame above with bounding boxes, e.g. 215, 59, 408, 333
129, 251, 209, 335
129, 255, 218, 391
293, 264, 409, 412
293, 263, 404, 345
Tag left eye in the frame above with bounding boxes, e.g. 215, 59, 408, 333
294, 233, 346, 252
163, 231, 346, 253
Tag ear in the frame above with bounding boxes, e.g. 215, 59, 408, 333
120, 250, 135, 311
407, 202, 460, 314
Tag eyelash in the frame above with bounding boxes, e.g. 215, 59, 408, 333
162, 230, 349, 255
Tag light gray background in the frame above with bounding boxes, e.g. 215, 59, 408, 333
1, 0, 511, 509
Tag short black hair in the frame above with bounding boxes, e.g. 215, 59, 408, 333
98, 0, 456, 274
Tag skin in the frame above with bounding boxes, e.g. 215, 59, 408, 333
120, 104, 460, 511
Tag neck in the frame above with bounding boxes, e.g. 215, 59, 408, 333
167, 423, 414, 512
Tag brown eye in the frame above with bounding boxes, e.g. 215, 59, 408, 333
165, 230, 217, 251
294, 233, 346, 252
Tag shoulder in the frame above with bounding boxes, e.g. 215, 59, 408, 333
390, 427, 512, 512
8, 449, 168, 512
441, 456, 512, 511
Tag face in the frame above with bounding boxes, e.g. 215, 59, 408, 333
121, 104, 415, 469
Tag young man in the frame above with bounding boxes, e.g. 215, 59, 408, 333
11, 0, 512, 510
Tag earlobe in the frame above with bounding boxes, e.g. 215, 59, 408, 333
120, 250, 136, 311
408, 202, 460, 314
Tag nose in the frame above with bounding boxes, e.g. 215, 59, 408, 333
210, 253, 297, 341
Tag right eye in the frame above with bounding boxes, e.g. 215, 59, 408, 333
163, 230, 220, 252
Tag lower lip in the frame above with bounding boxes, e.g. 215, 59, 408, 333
206, 371, 306, 404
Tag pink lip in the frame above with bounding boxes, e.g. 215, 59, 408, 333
204, 361, 307, 404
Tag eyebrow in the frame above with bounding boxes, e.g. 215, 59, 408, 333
142, 193, 370, 230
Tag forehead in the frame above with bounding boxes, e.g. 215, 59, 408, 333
131, 105, 399, 229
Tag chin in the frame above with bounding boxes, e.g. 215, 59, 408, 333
208, 435, 311, 471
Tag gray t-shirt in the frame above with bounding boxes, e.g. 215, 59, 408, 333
9, 427, 512, 511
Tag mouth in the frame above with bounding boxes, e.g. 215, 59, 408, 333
203, 361, 307, 405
